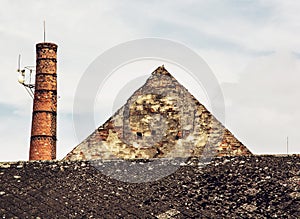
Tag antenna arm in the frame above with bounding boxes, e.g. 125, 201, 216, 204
24, 84, 35, 89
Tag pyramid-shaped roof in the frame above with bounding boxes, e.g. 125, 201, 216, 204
65, 66, 251, 160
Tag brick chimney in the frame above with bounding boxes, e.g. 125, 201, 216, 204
29, 42, 58, 160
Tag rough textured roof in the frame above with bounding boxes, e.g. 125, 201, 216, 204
65, 66, 251, 161
1, 155, 299, 218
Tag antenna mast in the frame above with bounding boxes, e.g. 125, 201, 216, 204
287, 136, 289, 155
18, 54, 21, 70
43, 20, 46, 42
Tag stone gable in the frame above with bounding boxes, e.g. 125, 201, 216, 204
65, 66, 251, 160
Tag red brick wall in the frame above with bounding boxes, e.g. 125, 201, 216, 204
29, 42, 57, 160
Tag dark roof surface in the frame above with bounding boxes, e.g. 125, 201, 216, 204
0, 156, 299, 218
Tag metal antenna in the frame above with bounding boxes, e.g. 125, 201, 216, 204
43, 20, 46, 42
287, 136, 289, 155
16, 54, 35, 99
23, 86, 34, 99
18, 54, 21, 71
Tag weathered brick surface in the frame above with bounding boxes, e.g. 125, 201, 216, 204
30, 137, 56, 160
33, 91, 57, 112
36, 43, 57, 59
31, 112, 56, 136
29, 42, 57, 160
65, 66, 251, 161
36, 59, 57, 74
35, 74, 57, 90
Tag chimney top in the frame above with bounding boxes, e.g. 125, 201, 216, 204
36, 42, 58, 50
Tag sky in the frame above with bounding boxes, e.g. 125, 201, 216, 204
0, 0, 300, 161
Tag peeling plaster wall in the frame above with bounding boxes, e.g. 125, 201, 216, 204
65, 66, 251, 160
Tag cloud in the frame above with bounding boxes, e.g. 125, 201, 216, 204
0, 0, 136, 161
1, 0, 300, 160
222, 51, 300, 154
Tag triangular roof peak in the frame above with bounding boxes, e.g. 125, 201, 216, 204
65, 66, 252, 160
151, 65, 171, 76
